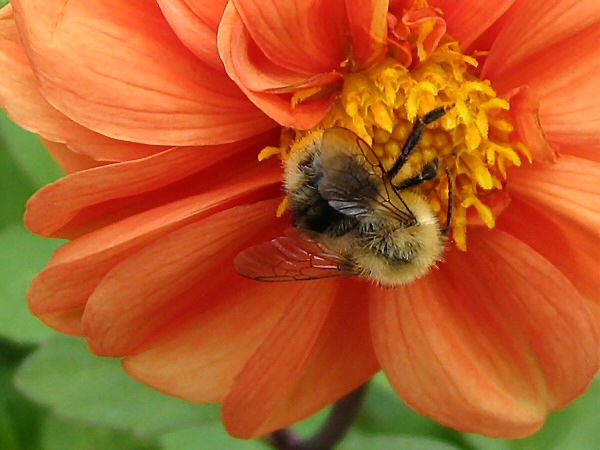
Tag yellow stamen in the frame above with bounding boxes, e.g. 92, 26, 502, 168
291, 86, 323, 107
415, 19, 436, 61
260, 39, 531, 251
276, 197, 289, 218
258, 146, 283, 161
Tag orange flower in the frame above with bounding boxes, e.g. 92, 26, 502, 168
1, 0, 599, 440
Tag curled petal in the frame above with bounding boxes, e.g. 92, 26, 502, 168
223, 280, 378, 438
503, 86, 557, 163
232, 0, 347, 74
218, 2, 336, 129
387, 1, 446, 66
402, 8, 446, 61
219, 18, 343, 95
11, 0, 274, 146
371, 229, 598, 437
346, 0, 389, 69
156, 0, 228, 71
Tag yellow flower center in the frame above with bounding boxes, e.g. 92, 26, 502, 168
260, 40, 531, 251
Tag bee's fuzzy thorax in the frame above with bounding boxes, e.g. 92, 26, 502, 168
352, 191, 445, 286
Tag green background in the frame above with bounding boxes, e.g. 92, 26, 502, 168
0, 110, 598, 449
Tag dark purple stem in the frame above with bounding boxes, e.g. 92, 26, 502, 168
265, 383, 369, 450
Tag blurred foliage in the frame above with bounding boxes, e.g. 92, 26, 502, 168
0, 115, 63, 344
0, 1, 8, 9
0, 110, 599, 449
15, 336, 221, 438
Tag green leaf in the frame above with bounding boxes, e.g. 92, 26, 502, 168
0, 127, 37, 227
290, 407, 330, 439
462, 435, 512, 450
15, 335, 221, 438
0, 225, 62, 343
0, 1, 8, 9
0, 112, 64, 188
0, 112, 64, 344
0, 339, 45, 450
356, 374, 464, 445
340, 435, 465, 450
160, 425, 269, 450
40, 415, 159, 450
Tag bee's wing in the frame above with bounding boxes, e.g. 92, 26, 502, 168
234, 229, 353, 282
317, 128, 417, 225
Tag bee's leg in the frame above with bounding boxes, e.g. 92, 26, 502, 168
387, 106, 449, 180
396, 160, 454, 233
394, 159, 439, 190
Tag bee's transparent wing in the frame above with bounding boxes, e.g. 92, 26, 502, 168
234, 229, 354, 282
318, 128, 417, 225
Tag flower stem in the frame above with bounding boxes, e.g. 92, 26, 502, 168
265, 383, 369, 450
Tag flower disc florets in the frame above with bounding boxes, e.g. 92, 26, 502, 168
260, 12, 531, 251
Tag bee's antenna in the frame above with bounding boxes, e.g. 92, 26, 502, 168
387, 105, 451, 181
442, 165, 453, 235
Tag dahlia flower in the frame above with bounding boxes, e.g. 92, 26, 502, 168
1, 0, 598, 441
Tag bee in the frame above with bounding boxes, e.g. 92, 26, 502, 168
234, 107, 452, 286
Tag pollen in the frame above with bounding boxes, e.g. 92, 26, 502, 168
260, 38, 531, 251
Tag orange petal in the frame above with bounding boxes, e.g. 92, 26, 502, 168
536, 28, 600, 163
223, 280, 378, 438
123, 276, 292, 403
34, 308, 86, 337
0, 8, 167, 162
481, 0, 600, 161
506, 156, 600, 320
346, 0, 388, 69
231, 0, 347, 74
82, 199, 283, 354
402, 7, 446, 62
508, 156, 600, 247
498, 196, 600, 324
219, 13, 343, 95
25, 132, 278, 238
370, 228, 599, 438
11, 0, 274, 146
109, 202, 298, 403
156, 0, 228, 72
218, 2, 336, 129
483, 0, 599, 84
42, 140, 109, 173
431, 0, 516, 49
27, 164, 281, 335
503, 86, 557, 163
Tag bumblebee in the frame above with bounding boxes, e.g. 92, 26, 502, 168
235, 107, 452, 286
